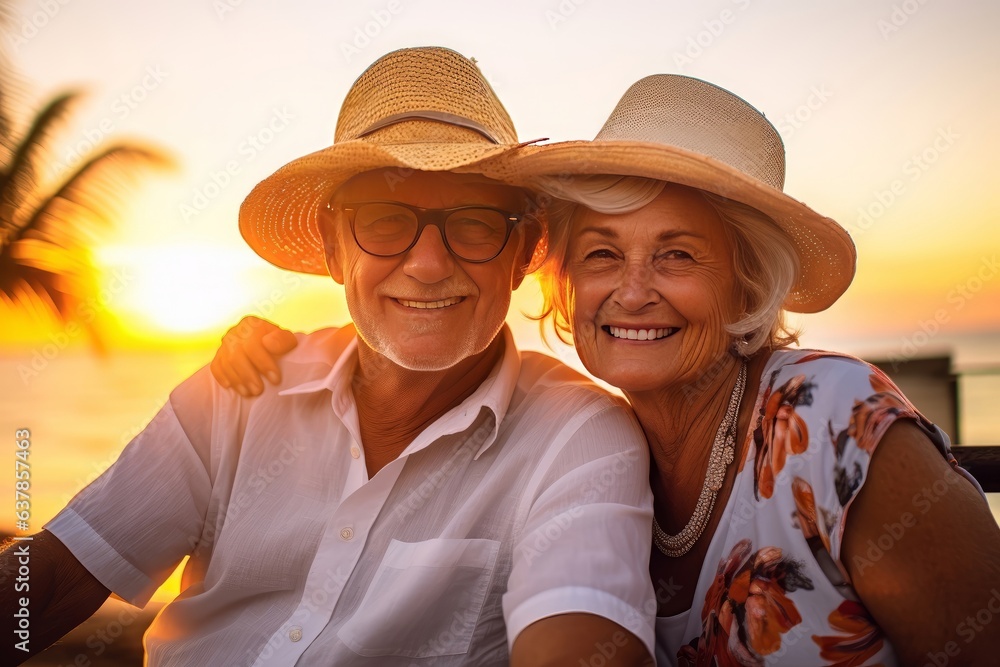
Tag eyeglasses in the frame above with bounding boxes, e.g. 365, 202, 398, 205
338, 201, 523, 263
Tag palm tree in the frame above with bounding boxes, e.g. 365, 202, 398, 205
0, 0, 171, 346
0, 91, 171, 340
0, 49, 173, 355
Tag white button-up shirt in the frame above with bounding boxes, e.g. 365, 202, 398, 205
47, 325, 656, 665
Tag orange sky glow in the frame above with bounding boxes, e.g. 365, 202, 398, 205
2, 0, 996, 363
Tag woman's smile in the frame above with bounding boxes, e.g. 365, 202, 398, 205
603, 325, 680, 341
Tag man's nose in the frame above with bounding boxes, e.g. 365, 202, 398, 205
401, 225, 456, 283
613, 261, 660, 311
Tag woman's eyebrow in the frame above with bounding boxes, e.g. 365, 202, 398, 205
576, 226, 618, 239
656, 229, 705, 242
577, 226, 705, 240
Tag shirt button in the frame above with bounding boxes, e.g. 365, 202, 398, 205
289, 627, 303, 642
350, 446, 360, 459
340, 527, 354, 540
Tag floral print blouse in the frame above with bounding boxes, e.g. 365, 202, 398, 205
655, 349, 982, 666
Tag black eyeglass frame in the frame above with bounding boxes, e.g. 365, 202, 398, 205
336, 201, 524, 263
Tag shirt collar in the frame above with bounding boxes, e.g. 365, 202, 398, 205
279, 324, 522, 460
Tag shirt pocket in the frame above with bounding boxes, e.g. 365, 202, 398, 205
337, 537, 501, 658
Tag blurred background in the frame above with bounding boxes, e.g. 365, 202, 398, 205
1, 0, 997, 662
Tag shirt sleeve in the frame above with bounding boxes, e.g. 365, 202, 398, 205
44, 367, 218, 607
768, 352, 977, 566
502, 396, 656, 657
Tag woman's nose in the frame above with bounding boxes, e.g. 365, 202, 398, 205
613, 262, 660, 311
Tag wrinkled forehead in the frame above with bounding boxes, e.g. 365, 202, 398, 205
331, 168, 530, 210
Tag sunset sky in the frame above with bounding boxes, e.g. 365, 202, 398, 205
3, 0, 998, 364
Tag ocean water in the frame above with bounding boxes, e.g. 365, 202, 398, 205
2, 350, 211, 533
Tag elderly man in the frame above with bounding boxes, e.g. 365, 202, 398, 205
1, 47, 655, 665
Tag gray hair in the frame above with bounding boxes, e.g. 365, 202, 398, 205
531, 174, 800, 356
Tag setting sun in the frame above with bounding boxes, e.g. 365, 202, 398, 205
98, 243, 257, 336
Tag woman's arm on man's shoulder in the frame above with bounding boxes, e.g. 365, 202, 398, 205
210, 316, 297, 396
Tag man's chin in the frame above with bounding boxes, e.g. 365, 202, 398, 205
363, 339, 478, 373
355, 320, 504, 373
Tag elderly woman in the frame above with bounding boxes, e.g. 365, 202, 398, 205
211, 75, 1000, 665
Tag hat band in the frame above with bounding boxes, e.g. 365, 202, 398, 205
356, 110, 502, 144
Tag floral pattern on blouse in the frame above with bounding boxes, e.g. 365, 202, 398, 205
811, 600, 886, 666
848, 371, 915, 455
678, 539, 814, 666
790, 477, 835, 554
827, 369, 921, 507
752, 374, 815, 500
658, 349, 970, 666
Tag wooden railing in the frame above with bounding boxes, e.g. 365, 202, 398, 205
953, 446, 1000, 493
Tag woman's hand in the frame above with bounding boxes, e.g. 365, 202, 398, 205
210, 316, 298, 396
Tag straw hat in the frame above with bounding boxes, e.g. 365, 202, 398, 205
239, 46, 537, 275
497, 75, 856, 313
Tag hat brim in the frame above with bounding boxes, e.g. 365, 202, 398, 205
487, 140, 856, 313
239, 140, 526, 275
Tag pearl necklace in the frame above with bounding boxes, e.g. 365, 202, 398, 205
652, 360, 747, 557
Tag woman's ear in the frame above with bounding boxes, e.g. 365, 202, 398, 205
318, 206, 345, 285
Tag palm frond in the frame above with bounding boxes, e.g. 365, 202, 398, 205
0, 107, 172, 333
0, 92, 79, 242
0, 0, 17, 143
16, 142, 172, 247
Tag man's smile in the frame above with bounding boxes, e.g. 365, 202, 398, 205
394, 296, 466, 310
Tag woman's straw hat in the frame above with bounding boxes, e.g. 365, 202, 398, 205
501, 75, 856, 313
239, 46, 537, 275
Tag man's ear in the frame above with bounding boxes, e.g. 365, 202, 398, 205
318, 206, 345, 285
511, 216, 545, 290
